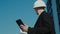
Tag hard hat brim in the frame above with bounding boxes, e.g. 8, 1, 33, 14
33, 6, 46, 9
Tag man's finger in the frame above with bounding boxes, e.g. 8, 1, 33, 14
20, 25, 24, 28
20, 25, 24, 27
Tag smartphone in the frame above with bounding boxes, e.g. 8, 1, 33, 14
16, 19, 24, 29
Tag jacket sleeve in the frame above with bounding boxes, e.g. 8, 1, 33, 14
27, 12, 54, 34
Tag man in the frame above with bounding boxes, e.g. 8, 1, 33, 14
20, 0, 55, 34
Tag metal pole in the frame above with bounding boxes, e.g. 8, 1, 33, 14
52, 0, 60, 34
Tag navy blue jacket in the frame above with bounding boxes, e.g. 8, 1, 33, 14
28, 11, 55, 34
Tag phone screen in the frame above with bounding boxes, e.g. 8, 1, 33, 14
16, 19, 24, 29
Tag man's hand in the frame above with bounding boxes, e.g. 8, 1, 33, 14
20, 24, 28, 32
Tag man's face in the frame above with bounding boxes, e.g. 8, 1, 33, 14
34, 7, 44, 15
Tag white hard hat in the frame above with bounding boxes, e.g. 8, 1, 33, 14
33, 0, 46, 8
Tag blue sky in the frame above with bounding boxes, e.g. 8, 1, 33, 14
0, 0, 55, 34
